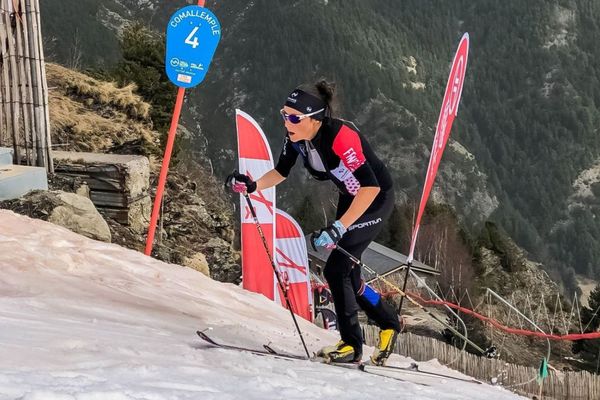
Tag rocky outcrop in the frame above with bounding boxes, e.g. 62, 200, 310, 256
52, 159, 243, 283
567, 158, 600, 211
469, 222, 578, 368
543, 4, 577, 49
49, 192, 112, 242
43, 63, 240, 283
0, 190, 111, 242
149, 161, 240, 283
183, 252, 210, 277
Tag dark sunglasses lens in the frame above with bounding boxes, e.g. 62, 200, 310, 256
288, 115, 302, 124
280, 110, 302, 124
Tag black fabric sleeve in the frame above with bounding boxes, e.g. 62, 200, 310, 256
352, 162, 380, 188
274, 134, 299, 178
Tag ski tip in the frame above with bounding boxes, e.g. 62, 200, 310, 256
196, 330, 212, 341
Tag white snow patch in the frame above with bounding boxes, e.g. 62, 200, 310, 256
0, 210, 525, 399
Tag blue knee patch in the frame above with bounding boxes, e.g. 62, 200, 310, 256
361, 284, 381, 306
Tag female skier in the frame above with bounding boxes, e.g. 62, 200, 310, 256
228, 80, 401, 365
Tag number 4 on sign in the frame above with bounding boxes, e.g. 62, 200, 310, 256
185, 27, 200, 48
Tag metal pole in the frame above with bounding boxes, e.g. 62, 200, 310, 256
396, 262, 411, 316
145, 87, 185, 255
145, 0, 206, 255
243, 193, 311, 359
487, 288, 551, 362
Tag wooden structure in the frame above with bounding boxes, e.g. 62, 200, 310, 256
0, 0, 52, 172
364, 326, 600, 399
53, 151, 151, 234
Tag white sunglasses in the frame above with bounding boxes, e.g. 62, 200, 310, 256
280, 108, 325, 124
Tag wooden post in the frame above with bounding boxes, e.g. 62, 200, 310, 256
0, 0, 15, 161
0, 0, 5, 145
4, 3, 23, 164
17, 0, 37, 165
32, 0, 52, 173
14, 1, 32, 164
24, 0, 45, 168
0, 0, 51, 168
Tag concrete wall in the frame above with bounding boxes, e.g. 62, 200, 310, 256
0, 148, 13, 166
0, 162, 49, 201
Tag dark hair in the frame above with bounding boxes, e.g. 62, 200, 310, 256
298, 79, 337, 118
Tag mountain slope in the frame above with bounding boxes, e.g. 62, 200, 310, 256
38, 1, 600, 280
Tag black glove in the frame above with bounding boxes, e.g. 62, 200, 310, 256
311, 220, 347, 250
225, 170, 257, 194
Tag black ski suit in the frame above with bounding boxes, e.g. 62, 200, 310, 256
274, 117, 401, 354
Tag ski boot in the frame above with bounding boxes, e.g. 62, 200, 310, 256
318, 340, 362, 363
370, 329, 399, 366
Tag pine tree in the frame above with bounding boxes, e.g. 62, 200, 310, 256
572, 284, 600, 372
112, 23, 176, 142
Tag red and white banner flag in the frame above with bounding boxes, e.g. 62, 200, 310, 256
236, 110, 313, 320
236, 109, 276, 299
275, 210, 313, 321
408, 33, 470, 263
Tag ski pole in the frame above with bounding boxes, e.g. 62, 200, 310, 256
243, 193, 311, 359
334, 244, 486, 355
396, 262, 411, 317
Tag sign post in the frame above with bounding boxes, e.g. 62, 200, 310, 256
145, 1, 221, 256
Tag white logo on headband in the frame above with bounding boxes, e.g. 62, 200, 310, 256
306, 106, 312, 112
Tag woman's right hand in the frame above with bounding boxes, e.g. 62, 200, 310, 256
225, 171, 257, 194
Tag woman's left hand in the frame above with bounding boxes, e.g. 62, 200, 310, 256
311, 220, 346, 250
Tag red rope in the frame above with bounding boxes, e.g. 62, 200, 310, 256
383, 290, 600, 341
311, 282, 329, 291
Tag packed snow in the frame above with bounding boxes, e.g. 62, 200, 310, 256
0, 210, 525, 399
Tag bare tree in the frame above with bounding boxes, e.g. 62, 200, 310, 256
414, 209, 474, 298
67, 29, 83, 70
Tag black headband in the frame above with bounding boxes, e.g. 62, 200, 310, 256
284, 89, 327, 119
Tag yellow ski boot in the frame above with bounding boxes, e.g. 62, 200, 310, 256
318, 340, 361, 363
370, 329, 398, 366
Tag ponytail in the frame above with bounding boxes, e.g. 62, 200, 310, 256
297, 78, 337, 118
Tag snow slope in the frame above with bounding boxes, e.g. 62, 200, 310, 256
0, 210, 524, 400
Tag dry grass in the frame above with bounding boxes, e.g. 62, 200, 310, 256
47, 63, 150, 119
47, 63, 159, 158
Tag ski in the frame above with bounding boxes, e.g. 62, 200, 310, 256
310, 358, 430, 385
366, 362, 483, 384
196, 331, 429, 385
196, 330, 307, 360
262, 343, 308, 360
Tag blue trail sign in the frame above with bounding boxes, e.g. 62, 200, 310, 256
165, 5, 221, 88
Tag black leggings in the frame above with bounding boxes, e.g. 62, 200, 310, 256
323, 189, 401, 353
